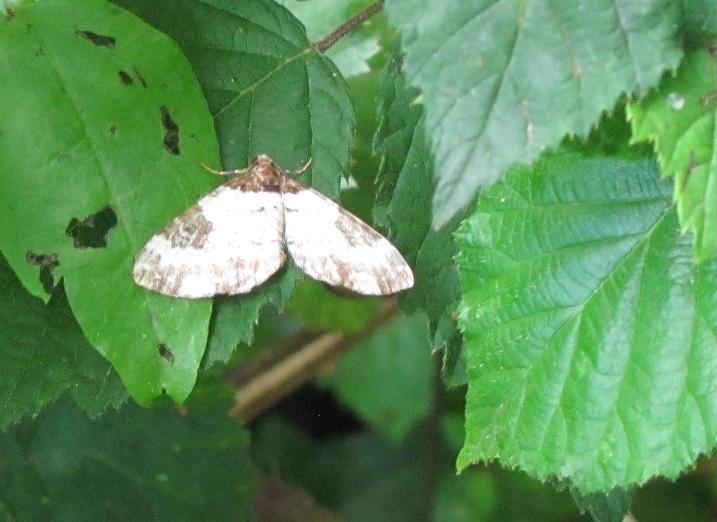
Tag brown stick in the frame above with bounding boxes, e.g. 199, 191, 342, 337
314, 0, 384, 53
228, 298, 397, 422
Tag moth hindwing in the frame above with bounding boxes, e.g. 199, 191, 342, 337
133, 155, 414, 298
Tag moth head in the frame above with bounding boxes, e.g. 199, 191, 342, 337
253, 154, 274, 167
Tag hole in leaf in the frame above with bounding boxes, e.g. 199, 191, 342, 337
160, 106, 180, 155
65, 206, 118, 248
26, 251, 59, 293
118, 70, 133, 86
158, 343, 175, 364
134, 67, 148, 88
75, 30, 116, 48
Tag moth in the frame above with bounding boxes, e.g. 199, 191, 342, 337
133, 155, 414, 298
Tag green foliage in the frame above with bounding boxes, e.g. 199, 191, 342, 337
374, 58, 466, 385
277, 0, 382, 77
115, 0, 356, 365
1, 0, 715, 519
287, 279, 381, 334
0, 398, 255, 521
383, 0, 684, 227
0, 256, 126, 430
628, 48, 717, 262
456, 152, 716, 491
321, 312, 432, 439
0, 0, 218, 404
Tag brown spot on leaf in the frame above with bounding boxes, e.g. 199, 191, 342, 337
160, 106, 180, 155
76, 30, 115, 48
26, 251, 59, 293
118, 70, 133, 85
134, 67, 148, 88
65, 206, 117, 248
158, 343, 175, 364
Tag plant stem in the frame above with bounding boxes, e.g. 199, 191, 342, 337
227, 298, 397, 422
314, 0, 384, 53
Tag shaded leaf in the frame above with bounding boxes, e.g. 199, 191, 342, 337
383, 0, 684, 227
569, 485, 632, 522
628, 48, 717, 262
1, 398, 255, 522
287, 278, 381, 335
116, 0, 356, 360
321, 313, 433, 440
455, 153, 716, 492
0, 255, 126, 430
373, 58, 465, 385
0, 0, 218, 404
278, 0, 382, 77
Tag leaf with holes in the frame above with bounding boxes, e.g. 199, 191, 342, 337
455, 153, 716, 492
373, 58, 466, 385
628, 48, 717, 263
116, 0, 356, 360
0, 0, 219, 404
383, 0, 684, 227
0, 255, 126, 430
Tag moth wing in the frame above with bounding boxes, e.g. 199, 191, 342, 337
133, 177, 286, 298
283, 180, 413, 295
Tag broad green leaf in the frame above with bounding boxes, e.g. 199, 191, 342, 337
278, 0, 382, 77
116, 0, 356, 359
0, 0, 219, 404
628, 48, 717, 262
383, 0, 684, 227
0, 256, 126, 430
321, 313, 433, 440
287, 278, 381, 334
455, 153, 717, 492
1, 398, 255, 522
374, 58, 466, 385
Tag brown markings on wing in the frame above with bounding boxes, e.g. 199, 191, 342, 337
160, 205, 213, 249
334, 211, 381, 247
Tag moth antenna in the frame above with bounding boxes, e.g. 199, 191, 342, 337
287, 158, 312, 177
201, 163, 249, 177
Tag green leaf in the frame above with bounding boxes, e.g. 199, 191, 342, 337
116, 0, 356, 359
383, 0, 684, 227
569, 485, 632, 522
0, 0, 218, 404
287, 278, 381, 334
628, 48, 717, 262
204, 265, 299, 367
1, 398, 255, 522
455, 152, 717, 492
374, 58, 465, 385
0, 255, 126, 430
682, 0, 717, 44
321, 313, 433, 440
434, 466, 585, 522
277, 0, 382, 77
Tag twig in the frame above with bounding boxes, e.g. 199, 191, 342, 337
228, 298, 398, 422
314, 0, 384, 53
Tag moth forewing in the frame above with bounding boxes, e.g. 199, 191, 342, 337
133, 175, 286, 298
282, 179, 414, 295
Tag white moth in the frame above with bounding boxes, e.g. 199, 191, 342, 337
133, 155, 414, 298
